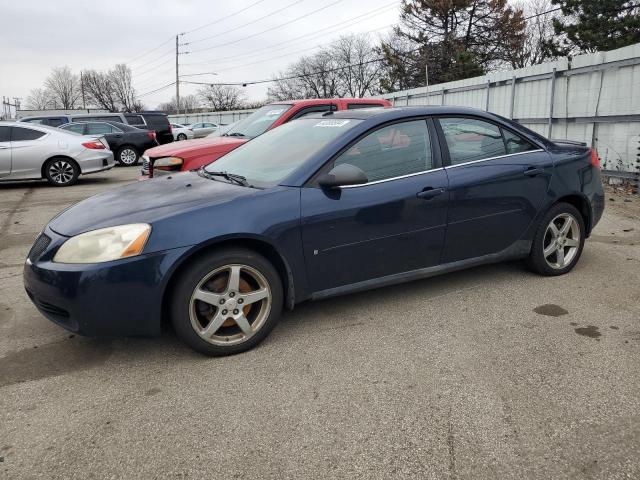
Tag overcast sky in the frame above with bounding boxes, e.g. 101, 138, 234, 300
0, 0, 400, 110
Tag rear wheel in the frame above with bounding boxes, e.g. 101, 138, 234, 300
527, 202, 585, 276
116, 146, 139, 166
44, 158, 79, 187
170, 248, 283, 356
177, 133, 187, 141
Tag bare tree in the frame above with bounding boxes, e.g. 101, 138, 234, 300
198, 84, 246, 110
44, 66, 81, 109
331, 34, 383, 97
81, 70, 119, 111
159, 94, 201, 114
110, 64, 138, 112
268, 34, 384, 100
509, 0, 559, 68
25, 88, 54, 110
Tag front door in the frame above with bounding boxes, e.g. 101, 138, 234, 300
436, 116, 553, 263
301, 119, 449, 293
0, 126, 10, 177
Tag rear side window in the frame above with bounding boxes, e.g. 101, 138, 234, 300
11, 127, 46, 141
46, 118, 66, 127
141, 114, 169, 130
334, 120, 433, 183
125, 114, 145, 126
61, 123, 86, 134
503, 129, 536, 154
438, 118, 506, 165
347, 103, 384, 109
0, 126, 9, 142
86, 123, 114, 135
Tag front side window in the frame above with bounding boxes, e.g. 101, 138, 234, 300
11, 127, 46, 141
333, 120, 433, 183
206, 117, 362, 188
224, 104, 293, 139
0, 126, 9, 142
61, 123, 86, 134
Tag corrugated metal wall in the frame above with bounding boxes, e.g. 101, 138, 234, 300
382, 43, 640, 173
168, 109, 255, 126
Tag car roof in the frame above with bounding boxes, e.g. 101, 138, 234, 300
270, 98, 389, 106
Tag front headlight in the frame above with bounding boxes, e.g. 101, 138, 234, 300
53, 224, 151, 264
154, 156, 183, 171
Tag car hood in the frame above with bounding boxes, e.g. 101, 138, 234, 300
144, 136, 246, 158
48, 171, 256, 237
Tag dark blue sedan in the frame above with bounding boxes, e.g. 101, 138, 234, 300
24, 107, 605, 355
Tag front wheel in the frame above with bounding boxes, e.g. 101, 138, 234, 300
527, 202, 585, 276
177, 133, 187, 141
116, 146, 139, 166
170, 248, 283, 356
44, 158, 79, 187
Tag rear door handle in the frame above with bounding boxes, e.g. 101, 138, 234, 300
524, 167, 544, 177
416, 187, 445, 200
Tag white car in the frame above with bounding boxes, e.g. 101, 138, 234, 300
171, 123, 195, 141
0, 122, 114, 186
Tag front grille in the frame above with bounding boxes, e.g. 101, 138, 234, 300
37, 299, 70, 318
28, 233, 51, 262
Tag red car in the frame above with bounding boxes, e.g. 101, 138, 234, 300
142, 98, 391, 177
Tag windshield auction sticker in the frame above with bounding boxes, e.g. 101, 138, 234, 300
266, 109, 285, 116
314, 120, 351, 128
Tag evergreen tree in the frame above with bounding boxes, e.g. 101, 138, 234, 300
548, 0, 640, 55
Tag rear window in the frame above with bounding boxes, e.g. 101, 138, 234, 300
61, 123, 86, 134
11, 127, 46, 141
347, 103, 385, 109
141, 114, 170, 131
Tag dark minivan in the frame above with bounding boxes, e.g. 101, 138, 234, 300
20, 112, 173, 144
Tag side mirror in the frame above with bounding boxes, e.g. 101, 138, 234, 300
318, 163, 368, 189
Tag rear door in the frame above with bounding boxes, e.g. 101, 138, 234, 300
436, 116, 552, 263
301, 118, 448, 293
0, 126, 10, 177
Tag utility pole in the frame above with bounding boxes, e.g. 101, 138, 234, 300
175, 35, 180, 115
80, 71, 86, 110
425, 63, 429, 88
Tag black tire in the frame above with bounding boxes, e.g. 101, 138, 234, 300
527, 202, 585, 276
170, 248, 284, 356
44, 157, 79, 187
116, 146, 139, 166
177, 133, 187, 141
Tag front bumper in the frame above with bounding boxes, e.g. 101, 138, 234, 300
23, 227, 190, 337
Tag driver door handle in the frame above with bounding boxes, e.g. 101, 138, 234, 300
524, 167, 544, 177
416, 187, 445, 200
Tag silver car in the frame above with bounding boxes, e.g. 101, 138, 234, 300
0, 122, 114, 187
190, 122, 219, 138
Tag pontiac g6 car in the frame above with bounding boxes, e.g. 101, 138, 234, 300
24, 107, 604, 356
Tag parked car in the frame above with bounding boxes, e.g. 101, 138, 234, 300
142, 98, 391, 177
20, 112, 174, 145
24, 106, 604, 356
60, 121, 158, 166
189, 122, 219, 138
0, 122, 114, 186
171, 123, 194, 141
205, 122, 237, 139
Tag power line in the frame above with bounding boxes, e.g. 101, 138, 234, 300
126, 37, 174, 65
130, 49, 175, 72
180, 0, 269, 36
138, 82, 177, 98
180, 2, 398, 67
186, 0, 344, 54
182, 0, 305, 46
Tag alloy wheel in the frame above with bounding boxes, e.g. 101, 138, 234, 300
120, 148, 137, 165
189, 264, 272, 346
543, 213, 580, 269
49, 160, 74, 184
177, 133, 187, 141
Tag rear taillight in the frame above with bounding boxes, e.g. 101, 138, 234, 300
590, 148, 601, 170
82, 141, 106, 150
148, 131, 157, 141
168, 124, 172, 134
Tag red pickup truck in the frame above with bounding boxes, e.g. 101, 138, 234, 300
142, 98, 391, 177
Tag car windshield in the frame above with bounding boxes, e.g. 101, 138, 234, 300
205, 117, 362, 188
224, 104, 292, 139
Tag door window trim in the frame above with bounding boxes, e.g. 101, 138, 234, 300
305, 116, 443, 188
443, 149, 544, 170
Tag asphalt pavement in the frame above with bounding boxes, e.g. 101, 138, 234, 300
1, 167, 639, 479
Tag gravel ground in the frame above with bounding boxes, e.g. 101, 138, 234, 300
1, 167, 639, 479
